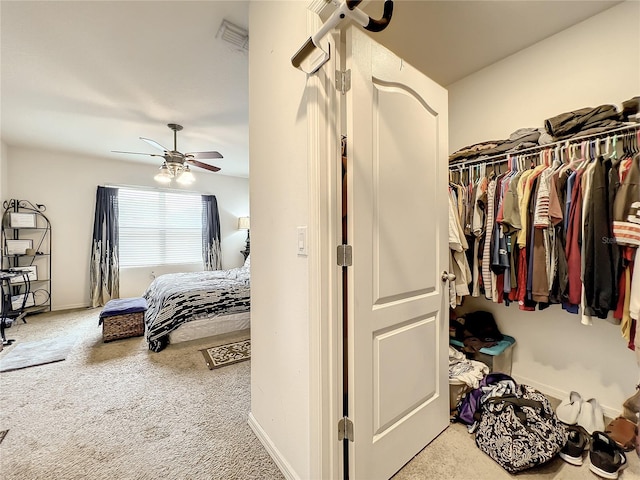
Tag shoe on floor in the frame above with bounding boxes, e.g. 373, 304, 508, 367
559, 425, 589, 466
577, 398, 605, 434
557, 391, 583, 425
589, 431, 627, 479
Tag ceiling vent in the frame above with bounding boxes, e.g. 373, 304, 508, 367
216, 19, 249, 52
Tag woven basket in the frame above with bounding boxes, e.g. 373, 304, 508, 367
102, 312, 144, 342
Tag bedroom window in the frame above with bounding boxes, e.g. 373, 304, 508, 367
118, 188, 203, 268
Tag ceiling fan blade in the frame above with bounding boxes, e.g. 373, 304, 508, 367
112, 150, 164, 157
140, 137, 169, 152
186, 159, 221, 172
185, 151, 223, 160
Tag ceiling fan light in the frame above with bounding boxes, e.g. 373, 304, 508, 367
177, 166, 195, 185
154, 164, 172, 184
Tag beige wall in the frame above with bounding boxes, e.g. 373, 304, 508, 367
448, 1, 640, 415
249, 1, 312, 478
449, 2, 639, 152
5, 146, 249, 310
0, 142, 7, 205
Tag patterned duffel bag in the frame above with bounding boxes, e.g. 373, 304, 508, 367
475, 384, 568, 473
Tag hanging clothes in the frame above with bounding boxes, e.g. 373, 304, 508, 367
448, 124, 639, 334
482, 178, 497, 300
448, 187, 472, 307
613, 149, 640, 246
583, 152, 619, 319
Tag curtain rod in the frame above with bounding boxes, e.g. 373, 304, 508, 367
448, 122, 640, 170
103, 183, 209, 196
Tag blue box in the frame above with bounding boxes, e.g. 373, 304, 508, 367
449, 335, 516, 375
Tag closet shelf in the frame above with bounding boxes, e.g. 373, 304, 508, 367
449, 122, 640, 170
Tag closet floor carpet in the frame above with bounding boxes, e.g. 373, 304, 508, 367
394, 416, 639, 479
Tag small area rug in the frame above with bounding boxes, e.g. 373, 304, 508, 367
0, 336, 76, 373
201, 338, 250, 370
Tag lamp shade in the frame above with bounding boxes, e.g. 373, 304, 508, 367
154, 164, 172, 184
176, 166, 195, 185
237, 216, 250, 230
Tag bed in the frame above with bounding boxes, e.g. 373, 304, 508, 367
143, 261, 250, 352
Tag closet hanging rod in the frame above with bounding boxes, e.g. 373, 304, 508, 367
448, 122, 640, 170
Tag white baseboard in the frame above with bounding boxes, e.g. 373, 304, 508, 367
52, 303, 92, 312
248, 412, 300, 480
513, 373, 619, 420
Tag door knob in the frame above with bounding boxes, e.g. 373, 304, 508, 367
441, 271, 456, 282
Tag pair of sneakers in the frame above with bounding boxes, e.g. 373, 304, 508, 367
560, 427, 627, 478
557, 391, 605, 434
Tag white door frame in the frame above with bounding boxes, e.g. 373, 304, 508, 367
306, 3, 343, 479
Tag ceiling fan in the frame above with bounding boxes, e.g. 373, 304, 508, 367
113, 123, 223, 184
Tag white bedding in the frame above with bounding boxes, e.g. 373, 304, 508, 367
168, 311, 251, 343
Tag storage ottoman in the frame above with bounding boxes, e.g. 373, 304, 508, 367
99, 297, 147, 342
449, 335, 516, 375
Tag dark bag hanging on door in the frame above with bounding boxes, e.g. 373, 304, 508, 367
474, 384, 567, 473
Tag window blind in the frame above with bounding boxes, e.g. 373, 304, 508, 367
118, 188, 203, 268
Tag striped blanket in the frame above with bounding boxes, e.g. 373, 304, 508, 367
143, 267, 250, 352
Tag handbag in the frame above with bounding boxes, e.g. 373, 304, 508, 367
605, 416, 638, 451
474, 384, 567, 473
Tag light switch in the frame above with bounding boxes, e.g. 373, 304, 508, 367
297, 226, 308, 256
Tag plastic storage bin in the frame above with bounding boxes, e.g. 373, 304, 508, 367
449, 335, 516, 375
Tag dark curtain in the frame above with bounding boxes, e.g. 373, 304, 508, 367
90, 186, 119, 307
202, 195, 222, 270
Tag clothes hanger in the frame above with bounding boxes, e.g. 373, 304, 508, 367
608, 134, 618, 160
575, 141, 589, 169
552, 145, 562, 169
603, 136, 611, 158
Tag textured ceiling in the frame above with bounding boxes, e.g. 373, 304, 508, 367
1, 1, 621, 179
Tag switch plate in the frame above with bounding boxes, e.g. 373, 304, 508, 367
297, 226, 308, 256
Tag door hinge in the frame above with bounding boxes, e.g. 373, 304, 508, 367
338, 416, 354, 442
337, 244, 353, 267
335, 69, 351, 94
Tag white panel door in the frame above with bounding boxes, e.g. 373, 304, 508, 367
345, 27, 449, 480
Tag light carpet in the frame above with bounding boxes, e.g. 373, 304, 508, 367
0, 308, 283, 480
1, 308, 638, 480
201, 339, 250, 370
0, 335, 77, 372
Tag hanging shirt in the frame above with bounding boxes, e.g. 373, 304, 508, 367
629, 250, 640, 322
550, 167, 573, 305
482, 179, 497, 299
448, 189, 472, 307
583, 155, 619, 320
613, 154, 640, 247
565, 168, 585, 309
